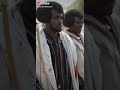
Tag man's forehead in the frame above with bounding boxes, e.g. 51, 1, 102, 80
51, 9, 63, 17
75, 17, 83, 21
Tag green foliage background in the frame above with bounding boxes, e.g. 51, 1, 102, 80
67, 0, 84, 14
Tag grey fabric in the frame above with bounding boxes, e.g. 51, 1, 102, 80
85, 14, 120, 90
112, 8, 120, 54
84, 27, 102, 90
0, 6, 35, 90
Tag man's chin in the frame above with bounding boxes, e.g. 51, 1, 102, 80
57, 29, 62, 32
55, 28, 62, 32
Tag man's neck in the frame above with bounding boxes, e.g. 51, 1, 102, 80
44, 27, 58, 40
68, 29, 80, 37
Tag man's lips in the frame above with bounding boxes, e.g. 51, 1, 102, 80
57, 24, 62, 28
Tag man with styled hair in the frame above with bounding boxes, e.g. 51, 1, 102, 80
63, 9, 84, 90
36, 1, 79, 90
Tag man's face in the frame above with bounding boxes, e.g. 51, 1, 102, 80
49, 9, 63, 32
72, 17, 83, 33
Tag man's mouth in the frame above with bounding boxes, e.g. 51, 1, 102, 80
58, 25, 62, 28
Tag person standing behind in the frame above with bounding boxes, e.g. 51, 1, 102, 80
63, 9, 84, 90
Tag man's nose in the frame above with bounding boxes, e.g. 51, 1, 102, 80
58, 17, 63, 23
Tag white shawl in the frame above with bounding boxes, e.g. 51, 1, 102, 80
66, 31, 84, 80
36, 29, 79, 90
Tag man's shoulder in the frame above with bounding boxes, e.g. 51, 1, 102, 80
60, 31, 74, 42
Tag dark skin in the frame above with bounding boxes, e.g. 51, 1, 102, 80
45, 9, 63, 40
68, 17, 83, 37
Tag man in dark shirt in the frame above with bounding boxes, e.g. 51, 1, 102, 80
36, 1, 78, 90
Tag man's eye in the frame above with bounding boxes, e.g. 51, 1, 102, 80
52, 16, 63, 19
53, 16, 58, 19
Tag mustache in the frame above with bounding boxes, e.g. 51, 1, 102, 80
57, 23, 62, 26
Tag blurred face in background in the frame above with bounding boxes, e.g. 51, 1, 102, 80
72, 17, 83, 34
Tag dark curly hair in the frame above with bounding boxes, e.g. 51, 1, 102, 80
36, 1, 64, 23
63, 9, 83, 27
